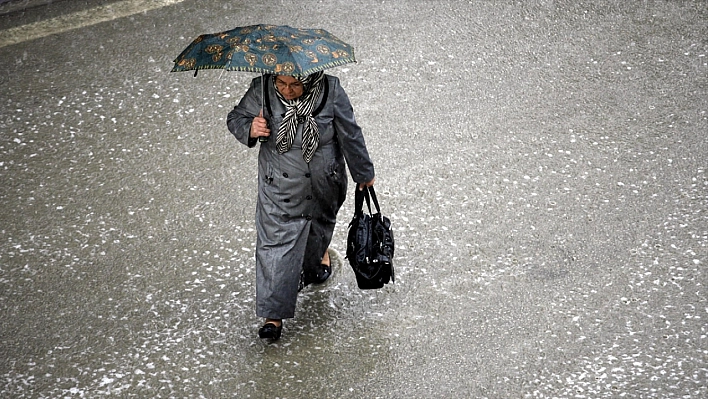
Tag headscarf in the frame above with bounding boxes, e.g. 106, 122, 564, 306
273, 71, 325, 163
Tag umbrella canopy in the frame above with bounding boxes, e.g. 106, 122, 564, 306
172, 24, 356, 77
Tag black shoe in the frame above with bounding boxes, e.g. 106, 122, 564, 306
311, 264, 331, 284
299, 264, 332, 291
258, 322, 282, 341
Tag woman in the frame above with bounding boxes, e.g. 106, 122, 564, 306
227, 71, 375, 341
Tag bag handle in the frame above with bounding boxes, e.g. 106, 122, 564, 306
354, 185, 371, 215
367, 186, 382, 214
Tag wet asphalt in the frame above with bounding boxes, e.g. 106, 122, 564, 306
1, 0, 706, 397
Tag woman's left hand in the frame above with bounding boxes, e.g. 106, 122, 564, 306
358, 177, 375, 190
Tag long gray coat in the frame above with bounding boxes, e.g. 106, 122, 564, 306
227, 74, 375, 319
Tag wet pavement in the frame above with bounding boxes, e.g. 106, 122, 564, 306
1, 0, 706, 397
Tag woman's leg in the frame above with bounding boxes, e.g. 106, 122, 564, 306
301, 219, 335, 286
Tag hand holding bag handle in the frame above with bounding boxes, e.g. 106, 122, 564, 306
354, 184, 368, 217
355, 185, 379, 216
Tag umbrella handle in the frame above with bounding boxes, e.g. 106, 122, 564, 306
259, 73, 269, 142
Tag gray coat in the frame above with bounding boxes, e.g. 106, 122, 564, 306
227, 74, 374, 319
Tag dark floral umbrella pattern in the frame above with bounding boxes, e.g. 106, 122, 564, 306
172, 24, 356, 77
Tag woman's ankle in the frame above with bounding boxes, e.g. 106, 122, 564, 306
265, 318, 282, 327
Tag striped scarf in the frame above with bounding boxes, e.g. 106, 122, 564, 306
274, 72, 325, 163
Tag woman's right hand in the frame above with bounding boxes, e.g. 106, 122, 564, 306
250, 110, 270, 139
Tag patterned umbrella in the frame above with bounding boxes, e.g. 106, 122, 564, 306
172, 24, 356, 77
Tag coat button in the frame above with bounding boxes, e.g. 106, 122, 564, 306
284, 199, 290, 203
283, 172, 289, 178
305, 215, 312, 220
305, 173, 311, 178
306, 195, 313, 200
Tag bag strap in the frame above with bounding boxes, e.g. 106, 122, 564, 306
367, 186, 381, 214
312, 77, 329, 117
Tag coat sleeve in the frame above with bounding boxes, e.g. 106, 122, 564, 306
331, 77, 375, 184
227, 77, 261, 148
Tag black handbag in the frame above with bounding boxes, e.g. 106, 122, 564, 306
346, 186, 395, 289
